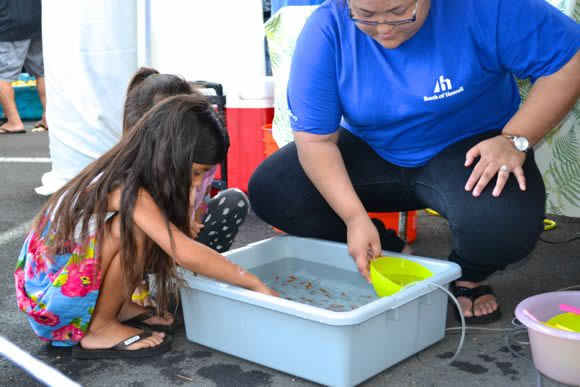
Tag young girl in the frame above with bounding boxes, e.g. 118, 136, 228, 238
123, 68, 252, 255
121, 68, 253, 323
14, 93, 277, 359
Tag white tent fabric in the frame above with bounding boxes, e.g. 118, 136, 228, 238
149, 0, 266, 94
37, 0, 267, 195
36, 0, 138, 195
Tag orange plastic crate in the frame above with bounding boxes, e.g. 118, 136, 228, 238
367, 211, 417, 244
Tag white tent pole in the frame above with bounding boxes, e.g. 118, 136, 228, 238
0, 336, 80, 387
137, 0, 151, 67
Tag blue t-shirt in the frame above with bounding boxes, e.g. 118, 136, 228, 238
287, 0, 580, 167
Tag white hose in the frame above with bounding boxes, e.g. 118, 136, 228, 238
395, 280, 466, 367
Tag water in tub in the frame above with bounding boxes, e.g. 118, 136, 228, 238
249, 258, 378, 311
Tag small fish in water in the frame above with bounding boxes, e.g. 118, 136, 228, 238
319, 288, 331, 297
341, 292, 347, 297
305, 282, 313, 289
286, 275, 298, 284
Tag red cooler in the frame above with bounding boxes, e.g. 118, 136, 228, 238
224, 78, 274, 192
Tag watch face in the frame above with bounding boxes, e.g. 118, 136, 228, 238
514, 136, 529, 151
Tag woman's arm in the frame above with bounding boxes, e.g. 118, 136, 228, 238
504, 50, 580, 145
294, 130, 380, 281
465, 50, 580, 197
114, 188, 277, 296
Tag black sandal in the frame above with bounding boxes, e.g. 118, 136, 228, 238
450, 283, 502, 324
121, 307, 182, 334
72, 332, 172, 359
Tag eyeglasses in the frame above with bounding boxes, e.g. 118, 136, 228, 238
348, 0, 419, 26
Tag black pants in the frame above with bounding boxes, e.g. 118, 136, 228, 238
197, 188, 250, 253
248, 129, 546, 282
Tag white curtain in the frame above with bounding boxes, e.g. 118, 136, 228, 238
37, 0, 138, 195
149, 0, 266, 92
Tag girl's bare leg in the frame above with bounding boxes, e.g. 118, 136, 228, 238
116, 225, 174, 326
80, 217, 165, 350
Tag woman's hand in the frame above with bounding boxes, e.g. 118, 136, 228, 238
346, 215, 382, 282
464, 135, 526, 197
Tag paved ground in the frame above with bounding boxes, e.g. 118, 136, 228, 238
1, 125, 579, 386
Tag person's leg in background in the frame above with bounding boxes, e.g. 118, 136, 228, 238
197, 188, 252, 253
249, 129, 423, 253
0, 40, 28, 134
24, 38, 47, 131
413, 130, 546, 323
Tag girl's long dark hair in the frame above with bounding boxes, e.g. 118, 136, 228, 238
35, 94, 229, 313
123, 67, 195, 134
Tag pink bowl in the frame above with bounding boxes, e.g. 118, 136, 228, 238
515, 291, 580, 385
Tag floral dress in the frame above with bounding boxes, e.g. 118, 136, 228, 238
14, 214, 108, 347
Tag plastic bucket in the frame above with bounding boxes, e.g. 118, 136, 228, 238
263, 123, 279, 156
515, 291, 580, 385
370, 257, 433, 297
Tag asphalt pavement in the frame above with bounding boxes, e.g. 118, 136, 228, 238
1, 124, 579, 386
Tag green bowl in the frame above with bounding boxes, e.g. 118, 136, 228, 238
370, 257, 433, 297
545, 312, 580, 332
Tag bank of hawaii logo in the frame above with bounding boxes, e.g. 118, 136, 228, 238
423, 75, 464, 102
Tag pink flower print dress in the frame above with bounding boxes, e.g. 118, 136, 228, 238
14, 214, 110, 347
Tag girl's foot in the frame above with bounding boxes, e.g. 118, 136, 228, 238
454, 280, 499, 318
117, 299, 174, 327
80, 321, 165, 351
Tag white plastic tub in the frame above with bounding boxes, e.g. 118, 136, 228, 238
515, 292, 580, 385
180, 236, 461, 387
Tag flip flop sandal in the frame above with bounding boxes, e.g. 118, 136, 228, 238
0, 127, 26, 134
32, 121, 48, 132
450, 283, 502, 325
122, 307, 182, 334
71, 332, 172, 359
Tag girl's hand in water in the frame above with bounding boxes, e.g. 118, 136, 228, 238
252, 282, 280, 297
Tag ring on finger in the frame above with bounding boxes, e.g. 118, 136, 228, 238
499, 165, 509, 172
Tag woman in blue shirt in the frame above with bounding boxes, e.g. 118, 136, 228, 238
249, 0, 580, 324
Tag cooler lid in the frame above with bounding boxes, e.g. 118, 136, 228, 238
225, 76, 275, 108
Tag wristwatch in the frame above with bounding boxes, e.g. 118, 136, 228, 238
502, 133, 530, 152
